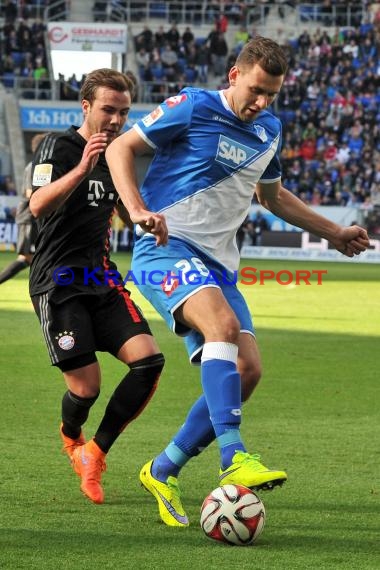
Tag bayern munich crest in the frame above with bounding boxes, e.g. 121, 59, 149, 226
56, 331, 75, 351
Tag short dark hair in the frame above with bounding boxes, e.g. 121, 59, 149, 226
236, 36, 288, 76
80, 68, 136, 103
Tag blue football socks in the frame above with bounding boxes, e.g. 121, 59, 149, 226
151, 342, 247, 480
201, 342, 246, 468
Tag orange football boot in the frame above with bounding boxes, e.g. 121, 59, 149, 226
60, 423, 85, 458
71, 439, 106, 504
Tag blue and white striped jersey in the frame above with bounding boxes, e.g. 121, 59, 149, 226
134, 87, 282, 272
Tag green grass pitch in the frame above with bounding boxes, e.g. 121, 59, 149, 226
0, 252, 378, 570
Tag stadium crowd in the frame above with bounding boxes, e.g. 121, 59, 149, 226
133, 6, 380, 211
0, 0, 379, 215
275, 22, 380, 210
0, 5, 49, 95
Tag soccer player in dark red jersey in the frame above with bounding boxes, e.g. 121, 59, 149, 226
29, 68, 166, 504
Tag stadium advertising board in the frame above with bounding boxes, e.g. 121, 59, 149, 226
47, 22, 127, 53
20, 103, 151, 131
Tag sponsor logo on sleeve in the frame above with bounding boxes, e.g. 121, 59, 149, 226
142, 106, 164, 127
166, 94, 187, 107
32, 163, 53, 186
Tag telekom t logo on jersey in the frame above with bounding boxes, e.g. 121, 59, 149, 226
216, 135, 259, 167
87, 180, 115, 207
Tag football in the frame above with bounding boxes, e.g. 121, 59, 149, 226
200, 484, 265, 546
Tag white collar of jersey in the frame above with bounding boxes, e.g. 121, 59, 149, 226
219, 90, 235, 116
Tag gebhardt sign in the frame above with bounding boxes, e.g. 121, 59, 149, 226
47, 22, 128, 52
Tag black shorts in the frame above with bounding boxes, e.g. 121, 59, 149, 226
32, 287, 152, 367
17, 223, 37, 255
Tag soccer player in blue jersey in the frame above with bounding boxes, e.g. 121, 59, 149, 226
106, 36, 369, 527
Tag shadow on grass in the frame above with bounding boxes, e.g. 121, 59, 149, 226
0, 523, 377, 556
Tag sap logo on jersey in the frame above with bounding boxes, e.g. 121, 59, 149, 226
216, 135, 258, 168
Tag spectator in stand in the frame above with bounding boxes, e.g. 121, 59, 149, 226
2, 54, 16, 74
217, 12, 229, 33
208, 30, 229, 77
4, 28, 20, 54
136, 47, 151, 70
247, 212, 269, 246
302, 121, 318, 142
33, 57, 48, 80
236, 217, 249, 252
194, 41, 209, 83
325, 104, 343, 133
135, 25, 153, 52
359, 36, 377, 62
182, 39, 198, 65
166, 23, 180, 51
298, 29, 312, 57
233, 26, 250, 53
300, 138, 317, 161
335, 141, 351, 165
347, 125, 365, 157
160, 43, 179, 80
2, 0, 17, 23
299, 170, 316, 201
182, 26, 194, 48
343, 38, 359, 59
323, 139, 338, 165
154, 26, 167, 49
30, 18, 46, 39
306, 79, 320, 101
17, 18, 32, 50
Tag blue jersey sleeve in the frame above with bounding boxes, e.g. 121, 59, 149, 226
260, 122, 282, 181
134, 89, 193, 148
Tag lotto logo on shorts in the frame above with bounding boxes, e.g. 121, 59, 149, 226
161, 273, 180, 296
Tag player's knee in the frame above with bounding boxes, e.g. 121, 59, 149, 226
203, 314, 241, 344
240, 363, 262, 401
129, 352, 165, 385
66, 390, 100, 409
222, 317, 241, 344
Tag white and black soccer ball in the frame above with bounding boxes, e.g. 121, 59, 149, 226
200, 484, 265, 546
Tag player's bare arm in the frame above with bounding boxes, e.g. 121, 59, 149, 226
30, 133, 108, 218
115, 202, 133, 231
255, 181, 370, 257
106, 129, 168, 246
114, 201, 167, 241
